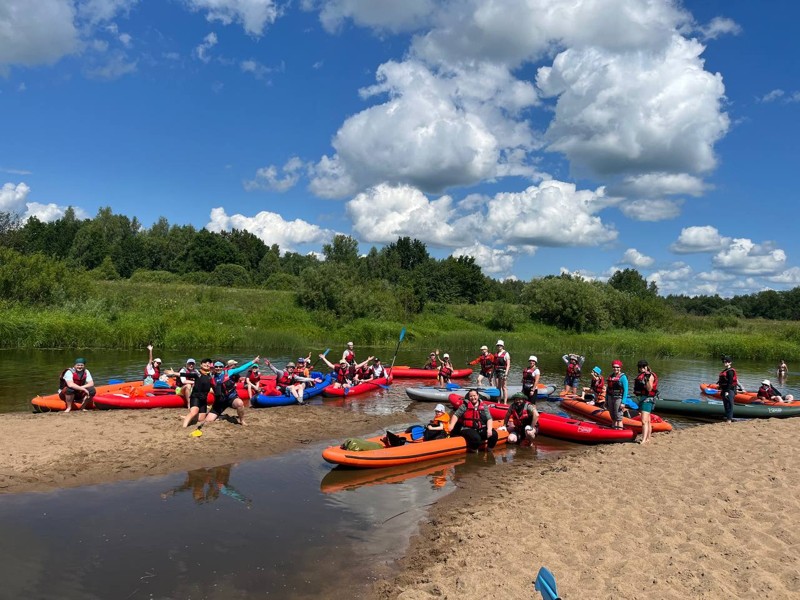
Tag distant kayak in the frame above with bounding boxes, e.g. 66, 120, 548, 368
560, 398, 672, 433
699, 382, 800, 407
653, 397, 800, 419
388, 366, 473, 379
322, 377, 391, 397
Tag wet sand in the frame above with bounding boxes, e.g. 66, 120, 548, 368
0, 407, 404, 494
380, 418, 800, 599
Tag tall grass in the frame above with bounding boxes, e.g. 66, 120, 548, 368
2, 280, 799, 361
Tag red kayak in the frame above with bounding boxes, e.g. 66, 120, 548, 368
93, 391, 186, 409
388, 366, 472, 379
322, 377, 391, 397
448, 395, 634, 444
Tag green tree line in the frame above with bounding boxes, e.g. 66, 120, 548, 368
3, 207, 800, 333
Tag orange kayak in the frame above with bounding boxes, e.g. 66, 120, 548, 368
560, 398, 672, 433
31, 380, 154, 413
322, 427, 508, 468
320, 456, 465, 493
700, 383, 800, 407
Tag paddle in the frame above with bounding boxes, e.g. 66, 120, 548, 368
311, 348, 331, 370
534, 567, 561, 600
388, 327, 406, 373
108, 379, 125, 385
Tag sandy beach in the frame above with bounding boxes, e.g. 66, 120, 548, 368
2, 410, 799, 599
381, 419, 800, 599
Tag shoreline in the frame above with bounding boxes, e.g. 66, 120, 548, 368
377, 418, 800, 599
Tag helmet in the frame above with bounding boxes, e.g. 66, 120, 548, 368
496, 339, 504, 346
529, 355, 537, 362
611, 360, 622, 368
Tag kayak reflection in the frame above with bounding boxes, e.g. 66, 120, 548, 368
320, 456, 466, 494
160, 464, 252, 507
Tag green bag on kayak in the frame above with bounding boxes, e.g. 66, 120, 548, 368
340, 438, 384, 451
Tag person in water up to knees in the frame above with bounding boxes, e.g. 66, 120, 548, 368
562, 353, 585, 396
502, 392, 538, 444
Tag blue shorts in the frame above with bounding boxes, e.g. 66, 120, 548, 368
564, 375, 580, 388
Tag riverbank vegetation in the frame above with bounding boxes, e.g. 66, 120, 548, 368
3, 208, 800, 359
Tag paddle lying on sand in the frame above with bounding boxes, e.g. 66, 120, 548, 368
534, 567, 561, 600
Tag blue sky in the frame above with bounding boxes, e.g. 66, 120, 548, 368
1, 0, 799, 296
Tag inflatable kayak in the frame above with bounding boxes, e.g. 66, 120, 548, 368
699, 383, 800, 406
653, 397, 800, 419
321, 426, 508, 468
320, 456, 465, 494
388, 366, 473, 379
31, 379, 160, 413
93, 392, 186, 409
322, 377, 391, 397
250, 373, 333, 407
560, 398, 672, 433
406, 383, 556, 403
448, 396, 634, 444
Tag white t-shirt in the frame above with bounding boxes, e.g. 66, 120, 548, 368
66, 368, 93, 386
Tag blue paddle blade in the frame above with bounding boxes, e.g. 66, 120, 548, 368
445, 383, 460, 390
623, 397, 639, 409
534, 567, 560, 600
108, 379, 124, 385
409, 425, 425, 440
399, 327, 406, 342
322, 348, 331, 356
484, 387, 500, 396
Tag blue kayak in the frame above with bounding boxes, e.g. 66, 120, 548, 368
251, 373, 332, 407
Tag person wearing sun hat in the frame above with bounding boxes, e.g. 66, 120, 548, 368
424, 403, 451, 441
58, 357, 96, 412
521, 355, 541, 401
581, 366, 606, 406
144, 343, 164, 385
468, 345, 495, 387
493, 340, 511, 402
437, 353, 455, 386
756, 379, 793, 403
318, 353, 354, 390
716, 355, 738, 423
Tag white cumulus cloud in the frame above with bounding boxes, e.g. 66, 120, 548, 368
244, 157, 305, 192
206, 207, 333, 252
452, 243, 514, 275
184, 0, 280, 36
671, 226, 730, 254
698, 16, 742, 41
0, 182, 31, 212
194, 32, 218, 63
712, 238, 787, 276
0, 0, 79, 69
620, 248, 654, 268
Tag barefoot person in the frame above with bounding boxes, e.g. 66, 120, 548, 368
243, 363, 263, 401
521, 356, 540, 401
204, 373, 248, 426
494, 340, 510, 402
59, 358, 96, 412
633, 360, 659, 444
176, 358, 197, 407
562, 353, 585, 395
468, 345, 494, 387
173, 358, 215, 428
502, 392, 538, 444
717, 356, 738, 423
756, 379, 794, 403
607, 360, 628, 430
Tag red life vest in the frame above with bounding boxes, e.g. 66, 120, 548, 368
59, 367, 87, 389
439, 364, 453, 380
606, 373, 625, 401
145, 364, 161, 380
277, 371, 297, 388
247, 370, 260, 385
357, 365, 371, 379
427, 357, 439, 369
460, 402, 487, 431
591, 376, 605, 395
334, 366, 349, 384
522, 367, 538, 385
566, 361, 581, 377
507, 402, 532, 428
633, 371, 658, 397
494, 351, 508, 368
343, 350, 355, 364
717, 367, 738, 390
757, 385, 773, 400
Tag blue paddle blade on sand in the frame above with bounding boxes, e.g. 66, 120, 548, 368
534, 567, 561, 600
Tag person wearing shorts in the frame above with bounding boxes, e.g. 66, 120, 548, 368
606, 360, 628, 429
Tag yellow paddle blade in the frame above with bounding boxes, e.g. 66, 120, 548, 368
190, 429, 203, 437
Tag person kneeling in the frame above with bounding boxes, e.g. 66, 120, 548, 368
503, 392, 538, 444
204, 373, 247, 426
424, 404, 450, 441
449, 389, 498, 452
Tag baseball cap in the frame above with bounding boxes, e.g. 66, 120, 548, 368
347, 341, 354, 346
213, 361, 224, 367
186, 358, 196, 364
434, 403, 446, 412
611, 360, 622, 368
154, 358, 162, 364
373, 357, 381, 362
226, 359, 238, 367
75, 358, 86, 365
443, 353, 450, 358
297, 357, 306, 363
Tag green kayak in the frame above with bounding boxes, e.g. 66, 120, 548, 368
653, 398, 800, 419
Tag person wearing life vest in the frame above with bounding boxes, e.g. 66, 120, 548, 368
243, 364, 263, 402
717, 355, 738, 423
319, 354, 354, 390
423, 351, 439, 370
438, 353, 454, 386
633, 360, 659, 444
370, 357, 388, 380
341, 342, 356, 366
203, 372, 248, 425
144, 344, 163, 385
172, 358, 215, 428
59, 358, 96, 412
502, 392, 538, 444
295, 357, 311, 378
756, 379, 793, 403
177, 358, 197, 407
606, 360, 628, 429
424, 403, 450, 441
562, 353, 585, 395
265, 360, 321, 404
494, 340, 511, 402
581, 366, 606, 407
449, 389, 498, 451
521, 356, 541, 401
468, 345, 495, 386
351, 356, 376, 382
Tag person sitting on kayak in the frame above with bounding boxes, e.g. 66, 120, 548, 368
424, 403, 450, 441
437, 354, 454, 386
370, 357, 388, 380
341, 342, 356, 366
757, 379, 794, 403
243, 364, 263, 401
502, 392, 538, 444
353, 356, 377, 382
264, 360, 321, 404
296, 355, 313, 377
423, 351, 439, 370
319, 355, 354, 390
449, 389, 498, 451
177, 358, 197, 407
469, 345, 495, 387
582, 366, 606, 407
562, 353, 585, 395
59, 358, 96, 412
203, 373, 248, 426
144, 344, 163, 385
521, 356, 541, 401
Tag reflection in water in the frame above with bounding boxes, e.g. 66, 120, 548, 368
320, 457, 466, 494
161, 464, 252, 507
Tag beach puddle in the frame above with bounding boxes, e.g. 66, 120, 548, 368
0, 431, 577, 600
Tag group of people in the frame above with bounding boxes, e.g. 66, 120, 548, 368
318, 342, 390, 391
